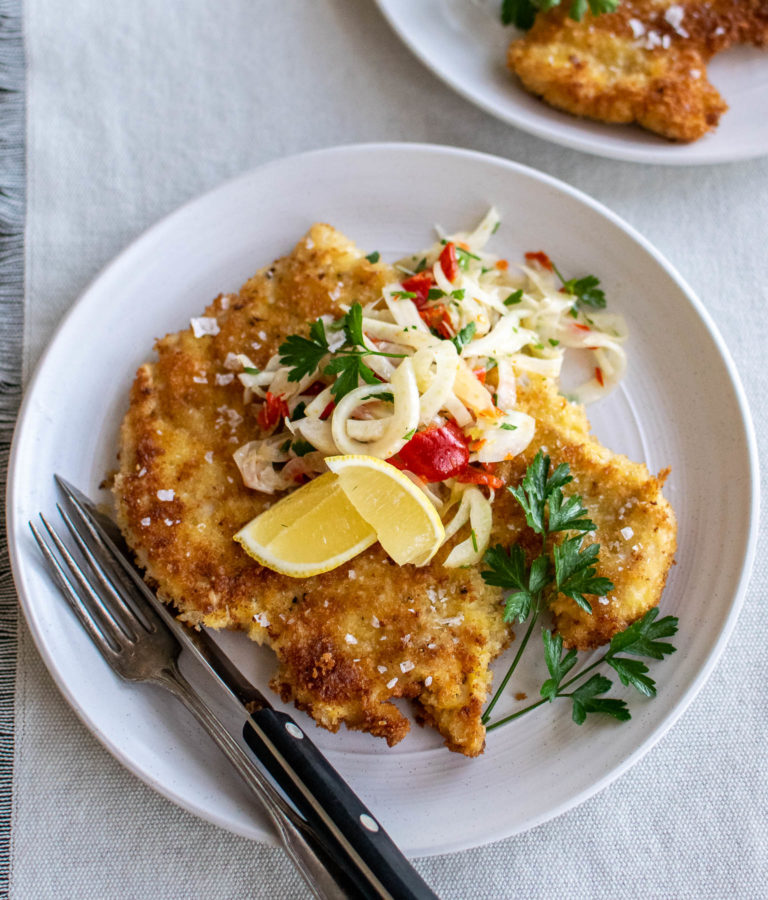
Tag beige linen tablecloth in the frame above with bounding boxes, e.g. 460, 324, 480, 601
9, 1, 768, 896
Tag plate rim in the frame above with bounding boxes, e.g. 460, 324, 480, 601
375, 0, 768, 166
7, 141, 760, 854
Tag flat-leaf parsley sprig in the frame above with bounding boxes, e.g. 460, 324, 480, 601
486, 609, 678, 730
480, 450, 679, 731
481, 449, 611, 724
278, 303, 406, 401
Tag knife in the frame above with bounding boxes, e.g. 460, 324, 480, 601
55, 476, 439, 900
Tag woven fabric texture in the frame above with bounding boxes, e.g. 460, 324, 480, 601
11, 1, 768, 897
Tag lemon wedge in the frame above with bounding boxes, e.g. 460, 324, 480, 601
325, 455, 445, 566
234, 472, 377, 577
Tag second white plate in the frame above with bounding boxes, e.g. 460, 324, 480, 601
8, 144, 758, 855
377, 0, 768, 165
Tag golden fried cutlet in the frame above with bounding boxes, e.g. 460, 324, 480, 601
113, 224, 510, 756
112, 224, 676, 756
508, 0, 768, 141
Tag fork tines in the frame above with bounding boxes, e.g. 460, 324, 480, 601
29, 496, 163, 667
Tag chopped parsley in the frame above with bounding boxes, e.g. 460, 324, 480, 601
290, 439, 316, 457
365, 251, 380, 264
504, 290, 523, 306
451, 322, 477, 353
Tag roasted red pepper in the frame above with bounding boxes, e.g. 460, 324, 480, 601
400, 271, 434, 308
387, 421, 469, 483
455, 464, 505, 490
525, 251, 553, 271
257, 391, 289, 431
439, 242, 459, 282
418, 303, 453, 339
320, 400, 336, 420
595, 366, 605, 387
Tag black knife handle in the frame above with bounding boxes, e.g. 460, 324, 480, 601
243, 709, 438, 900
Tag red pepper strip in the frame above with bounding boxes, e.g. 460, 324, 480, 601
257, 391, 289, 431
418, 303, 453, 339
303, 381, 325, 396
595, 367, 605, 387
401, 271, 434, 309
573, 323, 591, 332
386, 421, 469, 483
525, 251, 553, 271
320, 401, 335, 420
439, 242, 459, 282
455, 465, 505, 490
473, 368, 487, 385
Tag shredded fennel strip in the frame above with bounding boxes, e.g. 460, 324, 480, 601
230, 209, 628, 563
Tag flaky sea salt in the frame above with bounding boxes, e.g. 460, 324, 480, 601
157, 489, 175, 501
190, 317, 220, 338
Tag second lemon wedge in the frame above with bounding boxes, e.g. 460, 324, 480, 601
325, 454, 445, 566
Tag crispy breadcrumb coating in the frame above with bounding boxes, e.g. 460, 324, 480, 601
508, 0, 768, 141
113, 224, 676, 756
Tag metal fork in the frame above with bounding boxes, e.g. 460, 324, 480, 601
29, 506, 352, 900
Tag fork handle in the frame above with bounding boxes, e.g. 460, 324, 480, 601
243, 708, 438, 900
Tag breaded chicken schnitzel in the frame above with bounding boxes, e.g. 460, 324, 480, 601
112, 224, 676, 755
508, 0, 768, 141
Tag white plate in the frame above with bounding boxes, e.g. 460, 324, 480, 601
8, 144, 758, 856
377, 0, 768, 165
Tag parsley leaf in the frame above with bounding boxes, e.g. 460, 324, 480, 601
505, 289, 523, 305
540, 630, 578, 702
342, 303, 367, 348
563, 274, 606, 310
365, 251, 380, 263
508, 451, 569, 534
606, 657, 656, 697
607, 607, 679, 660
500, 423, 518, 431
451, 322, 477, 353
553, 536, 614, 613
570, 674, 631, 724
325, 354, 379, 400
278, 324, 329, 382
501, 0, 537, 29
482, 545, 549, 624
547, 490, 596, 533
